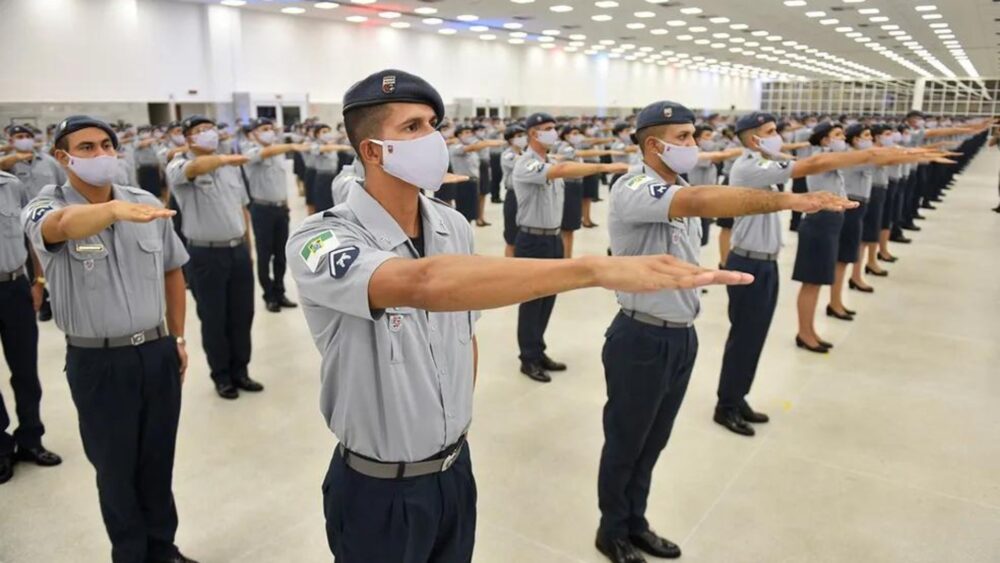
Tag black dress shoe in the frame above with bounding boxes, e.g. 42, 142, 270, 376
900, 223, 921, 232
215, 382, 239, 400
582, 222, 599, 229
630, 529, 681, 559
595, 535, 646, 563
739, 403, 769, 424
150, 552, 200, 563
519, 362, 551, 383
877, 253, 898, 263
38, 309, 52, 322
233, 376, 264, 392
265, 301, 281, 313
540, 354, 567, 372
889, 234, 912, 244
0, 454, 13, 484
865, 266, 888, 277
713, 409, 755, 436
913, 214, 926, 221
849, 279, 874, 293
14, 445, 62, 467
491, 197, 504, 204
920, 202, 937, 210
992, 206, 1000, 214
277, 296, 298, 308
826, 306, 853, 321
796, 336, 829, 354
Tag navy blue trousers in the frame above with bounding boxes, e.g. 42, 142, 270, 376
66, 337, 182, 563
514, 232, 563, 362
188, 244, 254, 386
250, 204, 290, 303
716, 254, 779, 411
790, 176, 808, 230
598, 314, 697, 541
0, 276, 44, 455
322, 446, 477, 563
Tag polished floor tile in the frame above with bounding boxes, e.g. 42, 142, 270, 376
1, 152, 998, 562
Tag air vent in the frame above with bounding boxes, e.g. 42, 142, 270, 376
561, 24, 581, 29
829, 6, 846, 11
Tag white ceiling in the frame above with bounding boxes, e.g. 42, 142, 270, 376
178, 0, 999, 81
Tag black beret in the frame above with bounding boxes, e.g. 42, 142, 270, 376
181, 115, 215, 136
454, 125, 474, 136
166, 120, 182, 131
896, 124, 910, 133
249, 117, 274, 131
734, 112, 777, 134
8, 124, 34, 137
870, 124, 891, 137
612, 122, 630, 135
503, 125, 526, 141
53, 115, 119, 150
472, 123, 486, 131
695, 124, 714, 138
775, 121, 789, 134
808, 122, 842, 146
312, 123, 331, 132
342, 69, 445, 123
524, 113, 556, 130
634, 101, 696, 135
559, 125, 580, 139
844, 123, 868, 145
905, 110, 925, 119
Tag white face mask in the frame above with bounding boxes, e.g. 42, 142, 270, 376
856, 139, 873, 150
194, 129, 220, 151
460, 135, 476, 145
618, 132, 631, 142
829, 139, 847, 152
568, 134, 585, 145
755, 134, 784, 156
66, 153, 119, 186
511, 136, 528, 149
655, 139, 699, 175
698, 140, 714, 151
926, 120, 938, 128
170, 133, 186, 146
914, 119, 925, 129
902, 134, 912, 143
879, 135, 895, 147
892, 131, 903, 143
320, 132, 335, 143
256, 130, 276, 145
535, 129, 559, 147
370, 130, 450, 192
13, 138, 34, 152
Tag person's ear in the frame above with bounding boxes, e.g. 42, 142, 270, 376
358, 139, 382, 165
54, 149, 70, 167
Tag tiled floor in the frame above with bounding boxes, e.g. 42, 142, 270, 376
2, 152, 999, 562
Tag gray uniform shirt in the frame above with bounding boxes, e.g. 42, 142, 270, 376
166, 152, 249, 241
842, 162, 874, 200
688, 150, 717, 186
872, 165, 890, 187
330, 159, 365, 207
805, 149, 846, 197
609, 166, 701, 324
0, 171, 29, 273
500, 147, 518, 191
10, 152, 66, 199
311, 144, 339, 173
244, 143, 289, 203
22, 183, 188, 338
286, 185, 477, 462
513, 148, 564, 230
448, 143, 480, 179
793, 128, 816, 159
729, 149, 793, 255
134, 143, 160, 167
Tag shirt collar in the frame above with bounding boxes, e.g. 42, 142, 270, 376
640, 163, 688, 187
346, 185, 450, 252
59, 181, 127, 206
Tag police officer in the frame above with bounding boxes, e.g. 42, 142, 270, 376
608, 122, 641, 187
330, 154, 365, 208
22, 116, 196, 563
286, 70, 747, 563
501, 124, 527, 257
244, 117, 308, 313
597, 101, 853, 563
309, 123, 353, 214
513, 113, 629, 382
0, 170, 61, 485
449, 125, 503, 224
133, 126, 162, 198
166, 115, 262, 400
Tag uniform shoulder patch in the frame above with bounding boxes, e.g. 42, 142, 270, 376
525, 159, 544, 173
26, 200, 54, 223
300, 229, 339, 273
648, 183, 670, 200
624, 174, 653, 191
329, 246, 360, 279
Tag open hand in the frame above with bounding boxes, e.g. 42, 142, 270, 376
790, 192, 859, 213
604, 163, 630, 175
443, 173, 471, 184
110, 201, 177, 223
586, 254, 754, 293
222, 154, 250, 166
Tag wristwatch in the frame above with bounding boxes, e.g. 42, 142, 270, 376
175, 336, 186, 346
34, 276, 46, 286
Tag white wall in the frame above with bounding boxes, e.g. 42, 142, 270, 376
0, 0, 761, 113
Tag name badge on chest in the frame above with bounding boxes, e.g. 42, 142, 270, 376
388, 313, 404, 333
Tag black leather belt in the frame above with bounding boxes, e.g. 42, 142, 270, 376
252, 199, 287, 208
339, 435, 467, 480
731, 248, 778, 262
621, 309, 693, 329
66, 322, 169, 349
187, 237, 245, 248
520, 227, 560, 236
0, 268, 26, 283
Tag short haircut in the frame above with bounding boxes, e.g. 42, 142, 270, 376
343, 104, 391, 154
636, 124, 670, 156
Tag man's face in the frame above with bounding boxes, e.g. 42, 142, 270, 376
644, 123, 696, 156
378, 103, 439, 142
188, 123, 215, 148
531, 122, 556, 141
56, 128, 115, 166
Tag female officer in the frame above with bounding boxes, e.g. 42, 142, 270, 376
827, 124, 874, 320
553, 126, 620, 258
309, 124, 353, 214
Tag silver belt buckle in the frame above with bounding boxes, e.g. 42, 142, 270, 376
130, 331, 146, 346
441, 445, 461, 471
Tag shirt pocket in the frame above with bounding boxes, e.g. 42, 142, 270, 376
455, 311, 473, 345
385, 308, 414, 365
0, 206, 20, 239
68, 242, 110, 290
137, 238, 163, 280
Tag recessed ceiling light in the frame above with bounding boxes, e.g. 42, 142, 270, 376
540, 29, 560, 35
314, 1, 338, 8
502, 22, 523, 29
569, 34, 586, 40
921, 14, 942, 19
634, 11, 655, 18
479, 34, 496, 40
538, 36, 554, 42
595, 1, 619, 7
680, 7, 703, 15
390, 21, 410, 28
933, 28, 950, 34
592, 14, 613, 22
881, 24, 899, 30
540, 43, 556, 49
456, 14, 478, 21
508, 38, 524, 44
784, 0, 806, 6
469, 25, 488, 32
751, 30, 769, 37
281, 6, 305, 14
845, 32, 861, 37
858, 8, 879, 14
550, 5, 573, 12
767, 35, 783, 41
626, 23, 646, 29
414, 7, 437, 14
888, 30, 905, 36
820, 18, 839, 25
345, 15, 367, 22
694, 39, 710, 45
423, 18, 442, 25
689, 26, 707, 32
713, 32, 730, 38
709, 17, 730, 23
939, 34, 954, 39
650, 28, 669, 35
599, 39, 616, 45
220, 0, 246, 6
676, 34, 693, 41
569, 40, 585, 46
510, 0, 534, 3
914, 5, 937, 11
869, 16, 888, 22
745, 41, 759, 46
730, 24, 749, 30
349, 0, 375, 4
805, 11, 826, 17
510, 31, 527, 37
378, 11, 401, 19
666, 20, 686, 27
